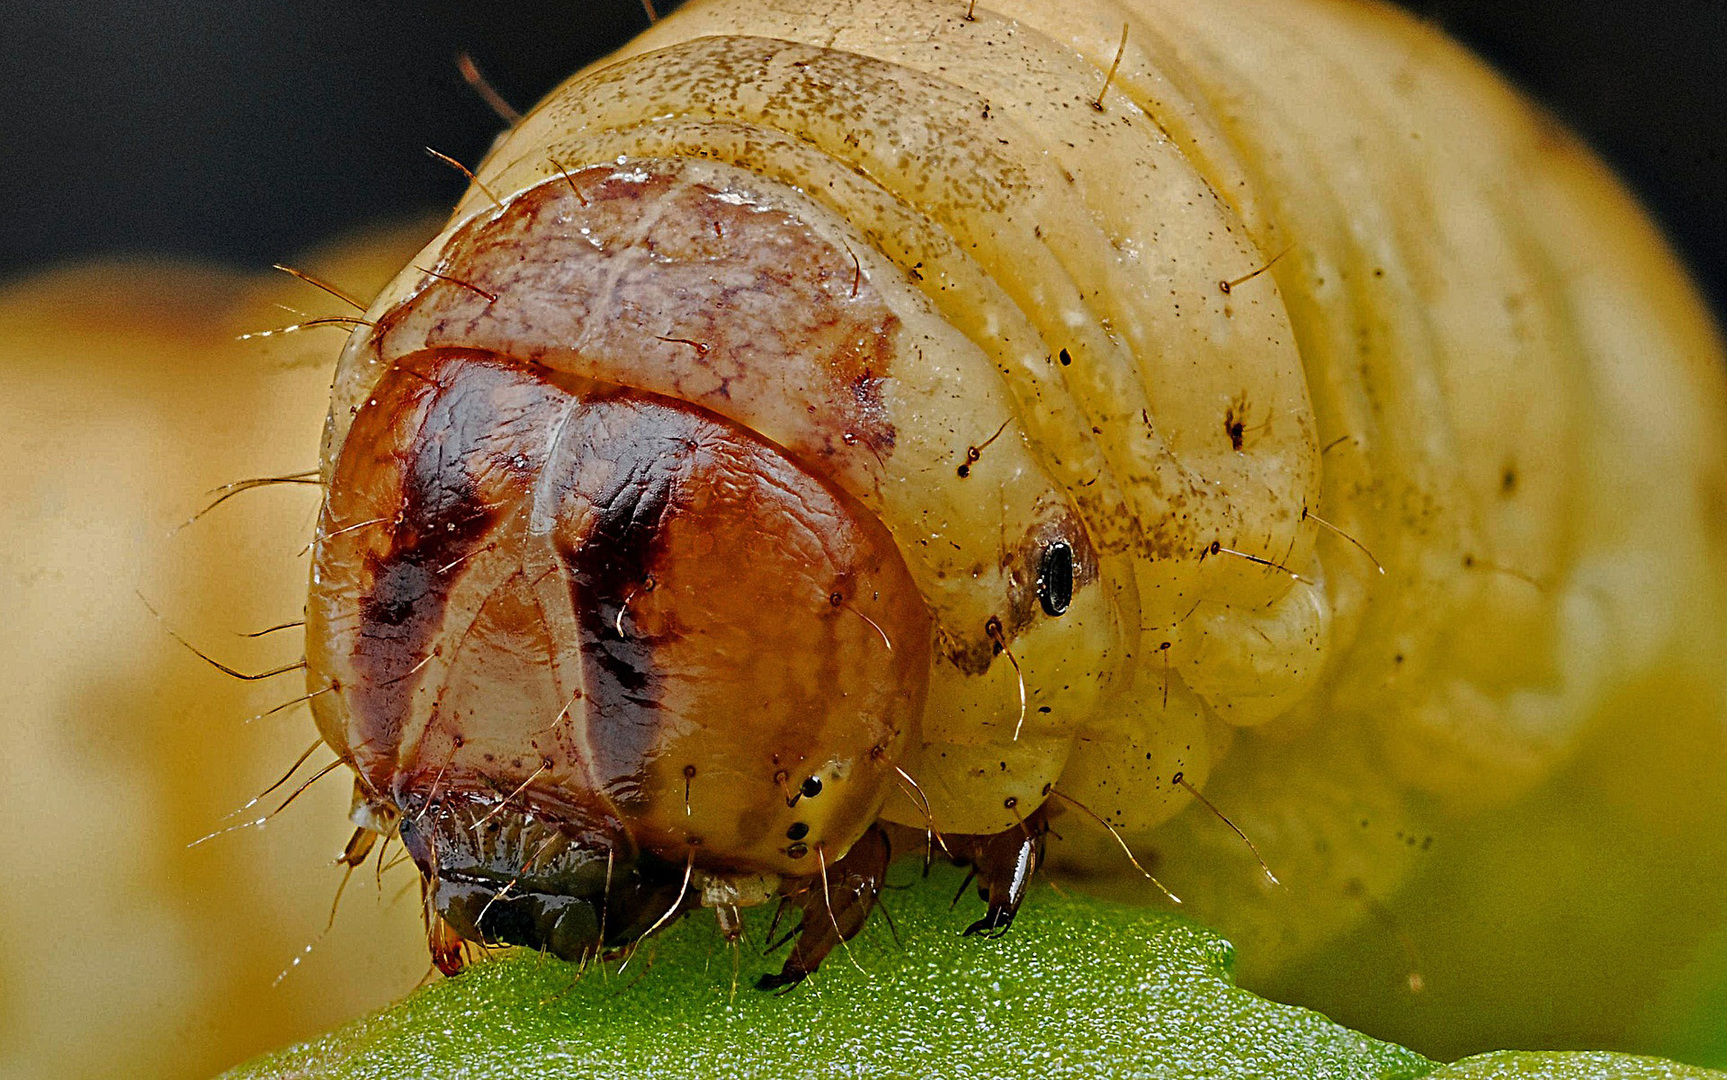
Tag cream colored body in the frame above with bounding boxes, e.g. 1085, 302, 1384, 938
328, 0, 1727, 976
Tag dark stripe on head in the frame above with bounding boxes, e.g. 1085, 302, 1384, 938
345, 352, 561, 767
546, 400, 705, 810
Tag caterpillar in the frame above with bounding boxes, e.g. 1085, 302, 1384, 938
303, 0, 1727, 998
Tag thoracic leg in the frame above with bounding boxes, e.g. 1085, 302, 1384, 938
951, 804, 1049, 938
758, 825, 892, 990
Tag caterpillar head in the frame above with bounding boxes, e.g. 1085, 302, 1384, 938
308, 339, 932, 962
301, 157, 1124, 964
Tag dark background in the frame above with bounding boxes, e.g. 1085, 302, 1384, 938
1, 0, 1722, 313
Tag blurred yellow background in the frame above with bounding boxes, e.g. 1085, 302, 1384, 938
0, 227, 439, 1080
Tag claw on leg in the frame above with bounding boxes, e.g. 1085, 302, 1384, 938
757, 825, 891, 990
951, 805, 1049, 938
429, 912, 468, 976
338, 824, 379, 870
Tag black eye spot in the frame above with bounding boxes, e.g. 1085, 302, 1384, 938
801, 776, 823, 799
786, 822, 809, 841
1037, 541, 1074, 617
786, 842, 810, 859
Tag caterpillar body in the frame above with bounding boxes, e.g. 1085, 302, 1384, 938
305, 0, 1727, 989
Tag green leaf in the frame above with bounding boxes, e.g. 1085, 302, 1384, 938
1426, 1052, 1725, 1079
220, 867, 1719, 1079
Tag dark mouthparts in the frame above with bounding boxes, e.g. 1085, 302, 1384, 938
396, 795, 690, 966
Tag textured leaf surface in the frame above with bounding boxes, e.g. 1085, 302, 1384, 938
221, 867, 1430, 1079
1426, 1051, 1725, 1079
221, 868, 1725, 1079
183, 872, 1637, 1080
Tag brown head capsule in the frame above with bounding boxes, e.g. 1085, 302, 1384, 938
307, 168, 937, 973
308, 356, 932, 967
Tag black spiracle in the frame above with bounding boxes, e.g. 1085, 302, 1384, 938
1037, 541, 1074, 618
